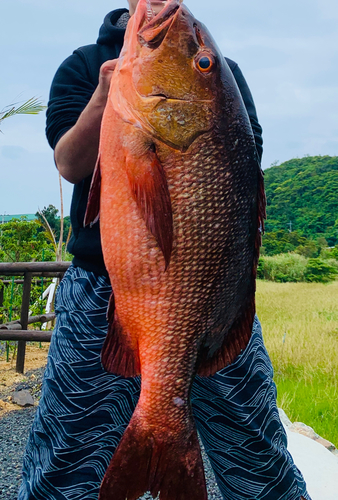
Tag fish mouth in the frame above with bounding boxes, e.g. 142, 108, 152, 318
138, 0, 182, 48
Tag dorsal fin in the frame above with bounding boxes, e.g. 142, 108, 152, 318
126, 147, 173, 269
84, 155, 101, 227
256, 164, 266, 260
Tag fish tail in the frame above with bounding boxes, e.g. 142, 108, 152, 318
99, 412, 207, 500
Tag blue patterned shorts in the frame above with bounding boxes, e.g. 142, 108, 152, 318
18, 265, 310, 500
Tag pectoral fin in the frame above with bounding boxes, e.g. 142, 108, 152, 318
126, 147, 173, 269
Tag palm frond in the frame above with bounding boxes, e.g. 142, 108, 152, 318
36, 210, 57, 254
64, 225, 72, 260
57, 174, 64, 262
65, 225, 72, 248
0, 97, 46, 123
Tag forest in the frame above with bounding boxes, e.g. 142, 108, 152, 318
263, 155, 338, 252
259, 155, 338, 282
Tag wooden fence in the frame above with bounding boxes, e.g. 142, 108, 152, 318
0, 262, 70, 373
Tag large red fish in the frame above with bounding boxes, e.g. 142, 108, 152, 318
85, 0, 265, 498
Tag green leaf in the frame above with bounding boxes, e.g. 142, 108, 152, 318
0, 97, 46, 127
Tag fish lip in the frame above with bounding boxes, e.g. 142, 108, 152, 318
138, 0, 182, 48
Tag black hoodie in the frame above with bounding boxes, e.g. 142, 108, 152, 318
46, 8, 263, 276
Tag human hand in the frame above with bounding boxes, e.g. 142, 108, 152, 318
96, 59, 118, 103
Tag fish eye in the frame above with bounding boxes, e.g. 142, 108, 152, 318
195, 53, 215, 74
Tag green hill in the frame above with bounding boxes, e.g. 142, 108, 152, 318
264, 155, 338, 247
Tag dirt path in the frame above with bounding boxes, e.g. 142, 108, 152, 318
0, 344, 49, 416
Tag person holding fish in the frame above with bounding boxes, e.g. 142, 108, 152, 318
19, 1, 310, 499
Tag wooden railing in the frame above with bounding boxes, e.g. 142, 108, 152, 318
0, 262, 71, 373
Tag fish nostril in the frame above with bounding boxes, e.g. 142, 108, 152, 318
194, 23, 205, 47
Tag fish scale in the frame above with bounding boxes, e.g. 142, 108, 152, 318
85, 0, 265, 498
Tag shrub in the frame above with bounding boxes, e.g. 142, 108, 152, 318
326, 258, 338, 273
0, 218, 54, 262
304, 258, 338, 283
331, 246, 338, 260
258, 253, 307, 282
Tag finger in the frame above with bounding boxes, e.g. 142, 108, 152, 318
98, 59, 118, 96
100, 59, 118, 77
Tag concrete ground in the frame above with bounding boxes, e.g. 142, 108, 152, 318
284, 424, 338, 500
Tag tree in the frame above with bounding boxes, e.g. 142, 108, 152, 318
261, 230, 307, 256
0, 218, 54, 262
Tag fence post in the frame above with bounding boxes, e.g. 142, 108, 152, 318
0, 283, 3, 324
16, 272, 32, 374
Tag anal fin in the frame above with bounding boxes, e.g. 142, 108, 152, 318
101, 293, 141, 377
197, 298, 256, 377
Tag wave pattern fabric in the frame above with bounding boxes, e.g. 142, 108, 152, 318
18, 265, 310, 500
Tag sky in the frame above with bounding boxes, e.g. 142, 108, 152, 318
1, 0, 338, 216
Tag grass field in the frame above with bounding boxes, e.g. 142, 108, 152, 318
256, 280, 338, 447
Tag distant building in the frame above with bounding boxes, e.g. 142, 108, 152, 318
0, 214, 37, 224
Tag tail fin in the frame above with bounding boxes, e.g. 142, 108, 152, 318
99, 413, 207, 500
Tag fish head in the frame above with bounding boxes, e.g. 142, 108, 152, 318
111, 0, 237, 152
